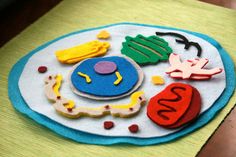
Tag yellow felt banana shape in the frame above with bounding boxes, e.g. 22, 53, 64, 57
55, 40, 110, 64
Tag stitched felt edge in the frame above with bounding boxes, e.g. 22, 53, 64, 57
8, 22, 235, 146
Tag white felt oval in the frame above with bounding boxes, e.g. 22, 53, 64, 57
18, 24, 225, 138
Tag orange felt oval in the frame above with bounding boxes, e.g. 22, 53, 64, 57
147, 83, 193, 126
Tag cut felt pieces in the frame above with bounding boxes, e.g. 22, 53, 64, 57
55, 40, 110, 64
147, 82, 201, 129
156, 32, 202, 57
70, 56, 143, 99
166, 53, 222, 80
121, 34, 173, 65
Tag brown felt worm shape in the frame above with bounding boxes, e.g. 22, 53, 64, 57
44, 75, 147, 118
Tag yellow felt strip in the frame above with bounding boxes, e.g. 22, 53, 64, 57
53, 74, 62, 96
110, 91, 144, 109
114, 71, 122, 85
77, 72, 92, 83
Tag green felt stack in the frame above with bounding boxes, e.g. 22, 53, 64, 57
121, 35, 172, 65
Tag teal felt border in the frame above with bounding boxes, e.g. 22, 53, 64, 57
8, 23, 235, 145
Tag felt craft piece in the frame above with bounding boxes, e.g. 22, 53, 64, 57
166, 87, 201, 129
15, 23, 231, 140
156, 32, 202, 57
166, 53, 223, 80
55, 40, 110, 64
104, 121, 114, 130
69, 56, 144, 100
44, 74, 147, 118
94, 61, 117, 74
38, 66, 47, 73
97, 30, 110, 39
114, 71, 123, 85
77, 72, 92, 83
121, 34, 172, 65
151, 76, 165, 85
147, 83, 201, 129
128, 124, 139, 133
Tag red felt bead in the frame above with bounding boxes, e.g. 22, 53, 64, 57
38, 66, 47, 73
104, 105, 110, 110
67, 108, 73, 112
104, 121, 114, 130
128, 124, 139, 133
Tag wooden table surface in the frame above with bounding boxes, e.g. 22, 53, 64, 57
0, 0, 235, 157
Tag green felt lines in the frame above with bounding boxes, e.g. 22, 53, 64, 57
121, 35, 172, 65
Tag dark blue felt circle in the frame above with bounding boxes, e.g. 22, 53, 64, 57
71, 56, 138, 97
8, 23, 235, 145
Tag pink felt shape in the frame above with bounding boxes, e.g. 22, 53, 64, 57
166, 53, 222, 80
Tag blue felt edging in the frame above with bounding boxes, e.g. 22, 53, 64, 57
8, 22, 235, 146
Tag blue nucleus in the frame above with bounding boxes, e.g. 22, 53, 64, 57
71, 56, 139, 97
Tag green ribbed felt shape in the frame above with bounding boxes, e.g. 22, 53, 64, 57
121, 35, 172, 65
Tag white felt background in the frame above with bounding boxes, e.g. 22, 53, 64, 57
18, 25, 225, 138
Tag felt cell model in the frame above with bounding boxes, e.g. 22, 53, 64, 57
12, 23, 233, 144
121, 34, 172, 65
166, 53, 223, 80
147, 82, 201, 129
55, 40, 110, 64
44, 74, 146, 118
69, 56, 144, 100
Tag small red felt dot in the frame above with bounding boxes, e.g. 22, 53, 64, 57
104, 105, 110, 109
38, 66, 47, 73
128, 124, 139, 133
104, 121, 114, 130
129, 107, 133, 111
57, 96, 61, 99
67, 108, 73, 112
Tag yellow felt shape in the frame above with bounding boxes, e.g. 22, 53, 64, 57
96, 30, 110, 39
55, 40, 110, 64
114, 71, 122, 85
53, 74, 63, 96
64, 100, 75, 109
77, 72, 92, 83
110, 91, 144, 109
152, 76, 165, 85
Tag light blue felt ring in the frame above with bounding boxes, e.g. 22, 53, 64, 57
8, 23, 235, 146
